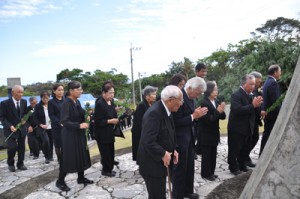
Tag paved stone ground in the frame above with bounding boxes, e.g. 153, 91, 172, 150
0, 136, 260, 199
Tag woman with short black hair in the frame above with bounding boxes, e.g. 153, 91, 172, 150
33, 91, 53, 163
198, 81, 226, 181
48, 83, 64, 162
131, 85, 157, 161
94, 80, 119, 177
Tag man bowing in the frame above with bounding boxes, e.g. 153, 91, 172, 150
137, 85, 182, 199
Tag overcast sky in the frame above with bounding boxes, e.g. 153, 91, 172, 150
0, 0, 299, 86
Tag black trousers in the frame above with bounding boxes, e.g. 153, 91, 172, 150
52, 127, 62, 148
259, 119, 276, 156
97, 141, 114, 172
172, 139, 194, 198
144, 175, 166, 199
27, 132, 40, 157
245, 124, 259, 162
39, 129, 51, 159
132, 134, 140, 161
201, 145, 217, 178
7, 133, 26, 167
195, 126, 202, 154
228, 132, 250, 172
46, 129, 54, 158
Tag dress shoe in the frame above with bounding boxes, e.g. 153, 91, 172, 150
101, 171, 115, 177
48, 158, 54, 161
56, 180, 70, 192
230, 170, 242, 176
17, 165, 27, 170
33, 156, 39, 160
8, 165, 16, 172
77, 177, 94, 184
111, 171, 116, 175
45, 159, 50, 164
114, 161, 119, 165
213, 174, 218, 178
184, 193, 199, 199
202, 175, 216, 181
245, 161, 256, 168
30, 153, 34, 156
240, 167, 250, 172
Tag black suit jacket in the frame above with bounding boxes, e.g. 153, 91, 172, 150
262, 76, 281, 121
228, 87, 256, 136
94, 97, 117, 143
253, 89, 263, 127
172, 89, 195, 145
33, 102, 47, 126
138, 100, 176, 178
48, 97, 64, 129
0, 98, 27, 138
131, 100, 150, 137
198, 97, 226, 146
26, 105, 38, 129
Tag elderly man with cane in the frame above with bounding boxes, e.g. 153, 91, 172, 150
137, 85, 182, 199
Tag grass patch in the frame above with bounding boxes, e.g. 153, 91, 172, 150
89, 129, 132, 157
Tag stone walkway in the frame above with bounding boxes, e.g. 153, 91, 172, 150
0, 136, 260, 199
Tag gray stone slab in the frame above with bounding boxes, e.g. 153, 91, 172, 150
112, 184, 144, 198
24, 191, 64, 199
240, 57, 300, 198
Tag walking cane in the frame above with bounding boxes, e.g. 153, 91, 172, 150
167, 166, 172, 199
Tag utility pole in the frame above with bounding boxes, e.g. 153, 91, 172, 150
130, 43, 141, 108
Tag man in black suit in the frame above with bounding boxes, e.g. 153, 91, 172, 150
137, 85, 182, 199
0, 85, 31, 172
172, 77, 208, 199
227, 75, 263, 175
244, 71, 263, 167
259, 65, 282, 156
194, 63, 208, 156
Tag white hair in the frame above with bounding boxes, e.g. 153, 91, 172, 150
161, 85, 182, 100
241, 74, 255, 86
184, 77, 206, 92
250, 71, 262, 79
12, 85, 24, 92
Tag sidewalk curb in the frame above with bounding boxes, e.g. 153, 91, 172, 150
0, 141, 131, 199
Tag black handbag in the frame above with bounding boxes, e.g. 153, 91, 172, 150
113, 124, 125, 138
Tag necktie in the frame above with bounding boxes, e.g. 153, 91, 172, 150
249, 94, 253, 103
16, 101, 20, 118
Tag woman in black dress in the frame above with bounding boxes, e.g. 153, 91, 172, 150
131, 85, 157, 161
198, 81, 226, 181
56, 81, 93, 192
94, 81, 119, 177
48, 84, 64, 162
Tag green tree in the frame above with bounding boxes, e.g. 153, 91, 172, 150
56, 68, 84, 82
255, 17, 300, 42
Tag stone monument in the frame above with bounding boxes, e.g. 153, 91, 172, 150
240, 57, 300, 198
7, 77, 21, 98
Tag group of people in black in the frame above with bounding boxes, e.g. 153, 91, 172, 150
135, 63, 283, 199
119, 108, 133, 130
0, 63, 282, 197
